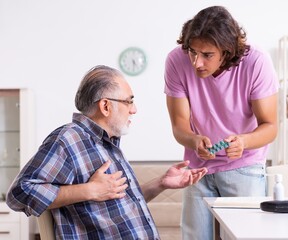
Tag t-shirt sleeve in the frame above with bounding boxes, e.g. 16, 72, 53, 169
250, 50, 279, 100
164, 49, 188, 98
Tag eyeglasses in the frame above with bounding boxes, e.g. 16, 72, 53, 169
95, 98, 134, 105
105, 97, 134, 105
94, 96, 134, 105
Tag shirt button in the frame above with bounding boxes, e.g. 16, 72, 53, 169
128, 179, 132, 183
137, 198, 141, 202
147, 218, 150, 222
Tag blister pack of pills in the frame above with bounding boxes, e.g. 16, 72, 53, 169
207, 140, 229, 154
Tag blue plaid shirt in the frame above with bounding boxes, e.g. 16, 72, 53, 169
6, 113, 160, 240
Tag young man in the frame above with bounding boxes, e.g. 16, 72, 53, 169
164, 6, 279, 240
6, 65, 207, 239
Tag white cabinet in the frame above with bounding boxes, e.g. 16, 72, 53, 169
0, 89, 36, 240
0, 203, 20, 240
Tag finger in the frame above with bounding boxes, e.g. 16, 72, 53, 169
199, 148, 211, 155
110, 170, 124, 180
106, 190, 127, 200
110, 184, 128, 199
191, 168, 207, 183
116, 176, 127, 186
97, 160, 111, 174
202, 168, 208, 175
190, 167, 208, 174
225, 135, 238, 144
191, 169, 207, 177
189, 174, 193, 185
117, 183, 129, 192
173, 160, 190, 169
115, 191, 126, 199
206, 154, 215, 160
199, 150, 215, 160
192, 173, 203, 183
228, 153, 241, 160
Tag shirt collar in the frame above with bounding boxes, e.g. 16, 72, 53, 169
72, 112, 120, 146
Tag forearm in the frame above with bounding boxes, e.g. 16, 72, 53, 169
167, 96, 199, 150
140, 161, 206, 202
240, 122, 278, 150
173, 125, 198, 150
49, 183, 91, 209
141, 177, 165, 203
241, 93, 278, 150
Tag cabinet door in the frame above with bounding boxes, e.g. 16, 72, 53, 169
0, 132, 20, 167
0, 90, 19, 131
0, 223, 20, 240
0, 90, 20, 202
0, 203, 20, 222
0, 203, 20, 240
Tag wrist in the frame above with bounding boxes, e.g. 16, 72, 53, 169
159, 176, 169, 191
190, 134, 199, 150
238, 134, 248, 149
81, 182, 94, 201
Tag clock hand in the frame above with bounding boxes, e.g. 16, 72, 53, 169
132, 59, 137, 70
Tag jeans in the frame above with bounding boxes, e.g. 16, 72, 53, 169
181, 163, 266, 240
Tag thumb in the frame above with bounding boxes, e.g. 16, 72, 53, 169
224, 135, 237, 143
203, 138, 212, 148
97, 160, 111, 174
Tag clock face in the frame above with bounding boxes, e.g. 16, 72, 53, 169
118, 47, 147, 76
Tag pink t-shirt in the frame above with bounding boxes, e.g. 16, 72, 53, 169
164, 45, 279, 173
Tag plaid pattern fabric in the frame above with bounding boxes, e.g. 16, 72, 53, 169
7, 113, 160, 240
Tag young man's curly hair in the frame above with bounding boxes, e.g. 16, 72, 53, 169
177, 6, 250, 71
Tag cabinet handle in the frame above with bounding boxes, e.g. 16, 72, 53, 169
0, 231, 10, 234
0, 212, 9, 214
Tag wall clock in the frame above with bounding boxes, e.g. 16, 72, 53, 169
118, 47, 147, 76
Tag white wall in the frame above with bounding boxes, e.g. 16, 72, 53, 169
0, 0, 287, 161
